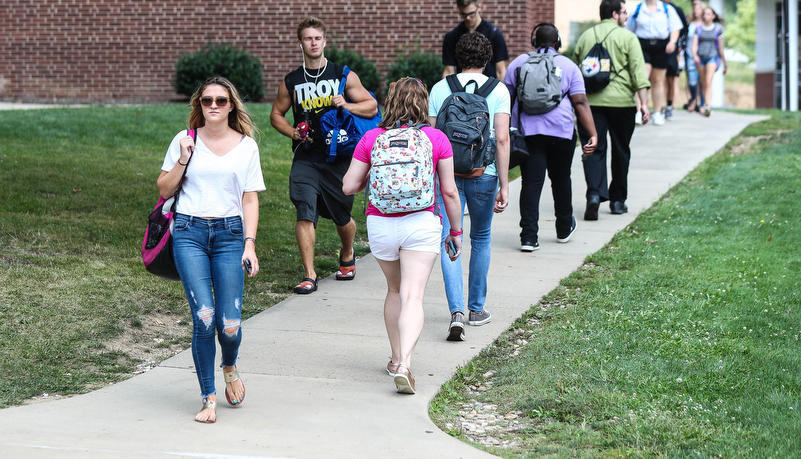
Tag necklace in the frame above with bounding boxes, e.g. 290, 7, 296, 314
303, 57, 328, 81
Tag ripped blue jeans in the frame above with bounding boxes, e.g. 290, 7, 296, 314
173, 214, 244, 399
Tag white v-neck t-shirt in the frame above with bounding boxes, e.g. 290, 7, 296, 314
161, 129, 266, 219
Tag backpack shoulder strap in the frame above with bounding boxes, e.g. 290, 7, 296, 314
632, 2, 642, 20
445, 74, 464, 94
600, 25, 618, 43
474, 77, 500, 99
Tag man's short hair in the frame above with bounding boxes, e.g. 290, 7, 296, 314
456, 0, 479, 8
297, 16, 326, 41
455, 32, 492, 71
600, 0, 626, 20
535, 24, 559, 49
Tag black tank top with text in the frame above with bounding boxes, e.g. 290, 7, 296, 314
284, 62, 345, 162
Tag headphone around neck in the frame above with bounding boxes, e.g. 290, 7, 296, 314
530, 22, 562, 51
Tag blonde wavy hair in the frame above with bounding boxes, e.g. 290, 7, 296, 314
378, 77, 429, 130
187, 76, 259, 139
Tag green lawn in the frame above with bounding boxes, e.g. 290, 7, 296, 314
430, 110, 801, 458
2, 105, 799, 456
0, 104, 370, 407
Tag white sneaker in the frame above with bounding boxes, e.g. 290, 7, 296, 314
652, 112, 665, 126
635, 111, 643, 125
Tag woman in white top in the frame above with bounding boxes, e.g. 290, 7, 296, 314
157, 76, 266, 423
627, 0, 684, 124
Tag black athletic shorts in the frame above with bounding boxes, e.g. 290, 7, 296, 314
666, 49, 681, 77
289, 159, 354, 227
638, 38, 670, 69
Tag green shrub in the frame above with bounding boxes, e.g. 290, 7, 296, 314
385, 45, 444, 95
174, 42, 264, 101
325, 44, 382, 99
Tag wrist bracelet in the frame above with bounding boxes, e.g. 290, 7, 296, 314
449, 228, 463, 236
245, 237, 256, 244
177, 159, 188, 166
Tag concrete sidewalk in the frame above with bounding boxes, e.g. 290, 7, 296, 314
0, 110, 766, 458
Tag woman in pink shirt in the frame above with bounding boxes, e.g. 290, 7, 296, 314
342, 77, 463, 395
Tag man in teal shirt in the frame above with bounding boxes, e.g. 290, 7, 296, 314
573, 0, 651, 219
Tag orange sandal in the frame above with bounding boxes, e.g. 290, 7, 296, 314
293, 277, 318, 294
336, 255, 355, 281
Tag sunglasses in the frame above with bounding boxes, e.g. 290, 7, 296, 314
459, 10, 478, 19
200, 96, 230, 107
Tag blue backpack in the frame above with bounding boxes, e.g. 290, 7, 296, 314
320, 65, 382, 163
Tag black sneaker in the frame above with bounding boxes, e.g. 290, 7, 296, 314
468, 309, 492, 326
521, 241, 540, 252
556, 217, 577, 243
447, 312, 465, 341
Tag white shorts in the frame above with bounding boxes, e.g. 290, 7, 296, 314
366, 212, 442, 261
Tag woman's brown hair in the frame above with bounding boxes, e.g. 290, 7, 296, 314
378, 77, 429, 130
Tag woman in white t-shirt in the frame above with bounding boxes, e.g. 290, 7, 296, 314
342, 77, 463, 395
157, 76, 266, 423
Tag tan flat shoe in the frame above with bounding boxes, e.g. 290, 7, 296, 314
195, 399, 216, 423
393, 365, 416, 394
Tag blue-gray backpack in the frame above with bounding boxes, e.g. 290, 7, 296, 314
515, 52, 564, 115
435, 74, 500, 176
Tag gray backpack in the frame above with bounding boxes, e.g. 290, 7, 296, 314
435, 74, 500, 176
515, 52, 564, 115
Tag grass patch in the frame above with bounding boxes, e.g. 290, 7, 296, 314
0, 104, 370, 407
430, 110, 801, 457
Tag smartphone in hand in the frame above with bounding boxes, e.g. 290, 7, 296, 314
446, 241, 457, 258
243, 259, 252, 275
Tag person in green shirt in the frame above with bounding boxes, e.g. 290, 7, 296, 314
572, 0, 651, 220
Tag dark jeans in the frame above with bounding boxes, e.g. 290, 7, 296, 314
519, 133, 576, 243
577, 105, 636, 204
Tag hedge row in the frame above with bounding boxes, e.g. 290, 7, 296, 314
173, 42, 443, 102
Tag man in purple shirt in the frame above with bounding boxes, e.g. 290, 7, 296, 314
503, 23, 598, 252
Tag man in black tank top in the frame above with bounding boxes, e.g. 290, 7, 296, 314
270, 16, 377, 294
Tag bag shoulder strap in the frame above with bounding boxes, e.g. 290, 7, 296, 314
599, 25, 618, 44
445, 74, 464, 94
474, 77, 500, 99
175, 128, 196, 195
338, 65, 350, 96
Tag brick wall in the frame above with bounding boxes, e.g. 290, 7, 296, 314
0, 0, 552, 104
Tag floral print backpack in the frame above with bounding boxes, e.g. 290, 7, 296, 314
368, 123, 435, 214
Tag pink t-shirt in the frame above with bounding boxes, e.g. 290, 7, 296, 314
353, 125, 453, 217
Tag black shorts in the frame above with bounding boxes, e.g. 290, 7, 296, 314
289, 159, 354, 227
666, 49, 681, 77
639, 38, 670, 69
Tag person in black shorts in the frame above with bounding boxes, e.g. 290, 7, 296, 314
627, 0, 684, 125
270, 16, 378, 294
